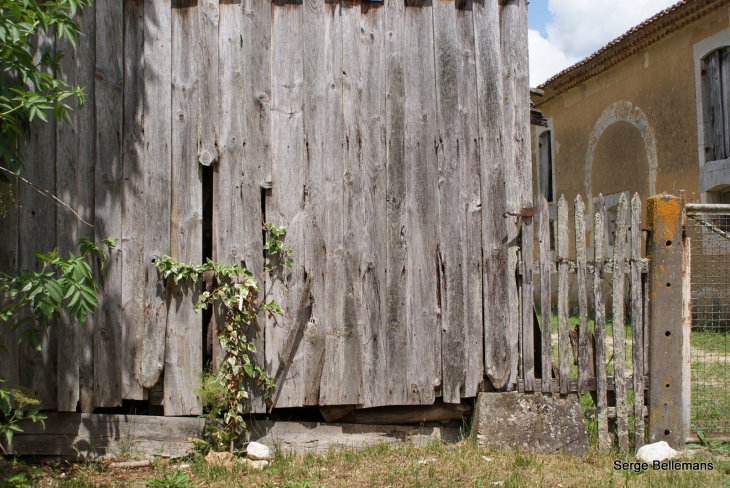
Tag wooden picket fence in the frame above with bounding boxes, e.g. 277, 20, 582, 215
517, 192, 649, 450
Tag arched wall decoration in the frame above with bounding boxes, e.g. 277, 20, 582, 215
584, 100, 658, 205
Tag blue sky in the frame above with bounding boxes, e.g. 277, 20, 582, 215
528, 0, 679, 86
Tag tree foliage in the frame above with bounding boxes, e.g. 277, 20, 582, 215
0, 0, 90, 178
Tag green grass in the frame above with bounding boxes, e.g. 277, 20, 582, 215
6, 440, 729, 488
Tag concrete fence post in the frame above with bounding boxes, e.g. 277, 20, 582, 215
646, 193, 688, 448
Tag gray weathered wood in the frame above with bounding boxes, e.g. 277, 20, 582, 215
575, 195, 589, 393
120, 0, 145, 402
240, 0, 271, 412
7, 412, 205, 459
198, 0, 219, 167
18, 32, 58, 410
557, 194, 569, 394
358, 1, 388, 408
166, 1, 203, 416
94, 1, 124, 409
455, 0, 484, 398
404, 0, 440, 404
631, 193, 645, 448
521, 205, 535, 392
594, 194, 610, 450
517, 375, 649, 393
75, 5, 96, 413
267, 1, 308, 407
135, 0, 172, 392
299, 0, 327, 409
612, 194, 629, 450
538, 195, 552, 392
433, 0, 470, 402
55, 30, 80, 411
704, 50, 724, 161
720, 48, 730, 159
336, 0, 366, 406
499, 0, 525, 393
474, 0, 512, 391
317, 2, 347, 407
384, 0, 407, 405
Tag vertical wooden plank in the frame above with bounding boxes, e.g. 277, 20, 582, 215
612, 194, 629, 450
299, 0, 328, 408
56, 27, 80, 411
594, 195, 610, 449
94, 0, 124, 408
631, 193, 645, 448
267, 0, 307, 407
199, 0, 219, 167
0, 179, 19, 389
18, 31, 58, 410
333, 0, 365, 406
556, 195, 569, 394
318, 2, 347, 407
136, 0, 171, 393
455, 0, 484, 398
473, 0, 511, 391
359, 1, 388, 408
121, 0, 145, 402
167, 0, 203, 416
76, 4, 96, 413
704, 51, 724, 161
384, 0, 407, 405
499, 0, 526, 392
539, 195, 552, 393
404, 0, 440, 405
521, 204, 535, 392
575, 195, 589, 393
433, 0, 468, 403
720, 49, 730, 159
241, 0, 271, 411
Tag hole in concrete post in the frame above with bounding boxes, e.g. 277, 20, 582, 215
665, 429, 671, 436
666, 282, 671, 288
665, 331, 671, 337
666, 240, 672, 246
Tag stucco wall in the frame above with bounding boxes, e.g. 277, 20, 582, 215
532, 8, 730, 258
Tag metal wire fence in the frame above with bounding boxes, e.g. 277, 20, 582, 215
687, 211, 730, 433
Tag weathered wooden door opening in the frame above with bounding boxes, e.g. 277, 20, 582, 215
0, 0, 532, 417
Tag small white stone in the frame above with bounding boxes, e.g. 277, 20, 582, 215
246, 441, 272, 461
635, 441, 680, 463
417, 458, 437, 465
244, 459, 269, 471
482, 456, 492, 462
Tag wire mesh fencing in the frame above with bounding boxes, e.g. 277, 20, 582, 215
687, 211, 730, 434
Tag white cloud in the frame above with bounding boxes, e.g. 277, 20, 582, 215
529, 0, 679, 86
528, 29, 580, 87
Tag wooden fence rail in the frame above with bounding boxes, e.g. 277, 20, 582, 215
519, 192, 648, 450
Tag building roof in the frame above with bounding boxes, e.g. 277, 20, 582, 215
535, 0, 730, 105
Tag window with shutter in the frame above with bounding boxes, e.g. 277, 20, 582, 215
702, 47, 730, 162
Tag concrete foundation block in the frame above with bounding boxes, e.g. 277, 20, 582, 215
472, 391, 589, 457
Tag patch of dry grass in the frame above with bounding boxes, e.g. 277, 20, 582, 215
4, 438, 729, 488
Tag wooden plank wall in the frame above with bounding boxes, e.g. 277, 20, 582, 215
0, 0, 531, 414
520, 192, 649, 450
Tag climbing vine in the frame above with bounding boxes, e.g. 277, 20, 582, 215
154, 223, 291, 451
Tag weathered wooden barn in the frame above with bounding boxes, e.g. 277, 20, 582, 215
0, 0, 530, 417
